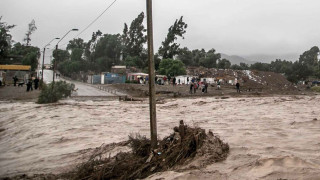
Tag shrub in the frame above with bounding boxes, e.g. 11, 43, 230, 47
38, 81, 74, 104
311, 86, 320, 93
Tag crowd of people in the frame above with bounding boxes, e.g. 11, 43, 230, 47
12, 76, 40, 92
155, 76, 241, 94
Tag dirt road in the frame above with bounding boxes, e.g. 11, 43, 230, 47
65, 80, 122, 97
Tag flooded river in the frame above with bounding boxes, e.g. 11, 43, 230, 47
0, 95, 320, 179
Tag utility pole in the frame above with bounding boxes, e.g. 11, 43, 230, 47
41, 47, 46, 86
146, 0, 157, 148
41, 37, 59, 87
53, 44, 57, 83
52, 29, 78, 83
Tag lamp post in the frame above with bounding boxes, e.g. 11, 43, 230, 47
41, 38, 60, 85
53, 28, 79, 83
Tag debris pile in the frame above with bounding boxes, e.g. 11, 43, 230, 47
70, 121, 229, 180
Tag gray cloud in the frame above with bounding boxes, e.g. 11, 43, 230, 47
1, 0, 319, 62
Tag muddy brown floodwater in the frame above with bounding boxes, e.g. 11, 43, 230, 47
0, 95, 320, 179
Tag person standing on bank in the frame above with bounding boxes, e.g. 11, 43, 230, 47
27, 79, 33, 92
13, 76, 18, 86
34, 77, 39, 90
189, 83, 193, 94
236, 82, 240, 93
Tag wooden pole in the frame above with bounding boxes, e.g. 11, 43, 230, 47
41, 47, 45, 87
146, 0, 157, 148
53, 44, 57, 83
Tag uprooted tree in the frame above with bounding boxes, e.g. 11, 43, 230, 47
37, 81, 74, 104
68, 121, 229, 180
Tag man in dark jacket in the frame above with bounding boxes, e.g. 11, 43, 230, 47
13, 76, 18, 86
236, 82, 240, 93
34, 77, 39, 90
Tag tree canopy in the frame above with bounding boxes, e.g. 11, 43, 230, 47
158, 59, 186, 76
0, 17, 15, 60
24, 19, 37, 46
122, 12, 147, 59
158, 16, 188, 59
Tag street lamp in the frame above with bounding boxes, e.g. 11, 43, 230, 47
53, 28, 79, 82
41, 38, 60, 85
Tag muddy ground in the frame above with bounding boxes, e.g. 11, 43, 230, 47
102, 83, 315, 99
0, 86, 40, 102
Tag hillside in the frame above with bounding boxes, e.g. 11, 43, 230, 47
221, 53, 299, 64
243, 53, 299, 63
220, 53, 255, 65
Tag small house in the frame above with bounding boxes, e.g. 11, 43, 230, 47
0, 65, 31, 85
127, 73, 148, 83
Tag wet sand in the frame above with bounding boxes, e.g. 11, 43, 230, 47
0, 95, 320, 179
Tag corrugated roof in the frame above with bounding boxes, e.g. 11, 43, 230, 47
0, 65, 31, 71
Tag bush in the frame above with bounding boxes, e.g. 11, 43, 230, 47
38, 81, 74, 104
311, 86, 320, 93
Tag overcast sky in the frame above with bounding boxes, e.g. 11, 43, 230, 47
1, 0, 320, 62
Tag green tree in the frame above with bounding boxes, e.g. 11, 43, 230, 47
154, 53, 161, 70
230, 63, 249, 70
53, 49, 70, 64
67, 38, 86, 61
84, 30, 102, 61
191, 49, 206, 66
158, 58, 186, 76
177, 47, 193, 66
217, 59, 231, 69
122, 12, 147, 59
270, 59, 293, 73
0, 17, 15, 60
250, 62, 271, 71
24, 19, 37, 46
124, 56, 143, 68
298, 46, 320, 78
230, 64, 242, 70
9, 42, 40, 71
158, 16, 187, 59
240, 62, 249, 70
299, 46, 319, 66
94, 34, 122, 71
199, 49, 220, 68
22, 51, 39, 71
67, 38, 86, 50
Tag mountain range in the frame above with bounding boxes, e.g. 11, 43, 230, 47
221, 53, 300, 65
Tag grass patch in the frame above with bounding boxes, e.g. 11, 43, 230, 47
311, 86, 320, 93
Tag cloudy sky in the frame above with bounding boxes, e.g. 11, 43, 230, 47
1, 0, 320, 62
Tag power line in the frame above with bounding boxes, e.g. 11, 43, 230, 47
76, 0, 117, 38
59, 0, 118, 47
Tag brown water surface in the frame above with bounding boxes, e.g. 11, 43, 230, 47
0, 96, 319, 179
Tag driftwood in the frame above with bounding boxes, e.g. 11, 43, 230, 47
69, 121, 229, 180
